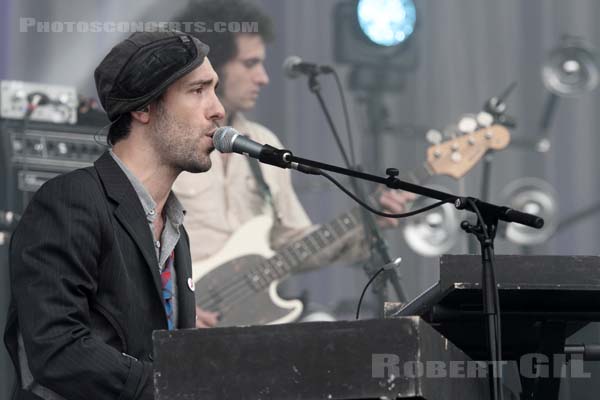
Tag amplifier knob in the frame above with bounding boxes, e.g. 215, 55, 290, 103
12, 139, 23, 153
57, 142, 68, 155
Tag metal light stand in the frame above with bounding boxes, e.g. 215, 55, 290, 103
306, 72, 408, 309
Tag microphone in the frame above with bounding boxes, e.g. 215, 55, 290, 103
213, 126, 264, 158
282, 56, 334, 79
213, 126, 320, 174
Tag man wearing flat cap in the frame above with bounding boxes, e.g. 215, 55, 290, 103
3, 30, 224, 399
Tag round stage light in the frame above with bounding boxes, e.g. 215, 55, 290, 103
357, 0, 416, 47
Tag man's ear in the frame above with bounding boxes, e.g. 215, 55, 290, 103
131, 106, 150, 124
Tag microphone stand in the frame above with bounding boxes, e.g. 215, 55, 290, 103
259, 146, 543, 400
469, 83, 518, 254
280, 153, 542, 227
468, 82, 517, 254
305, 72, 408, 309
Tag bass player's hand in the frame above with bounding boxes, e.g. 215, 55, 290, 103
196, 306, 220, 328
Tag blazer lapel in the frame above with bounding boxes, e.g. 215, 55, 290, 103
174, 229, 195, 329
94, 152, 163, 300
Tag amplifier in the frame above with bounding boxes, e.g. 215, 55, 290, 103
0, 234, 14, 400
0, 80, 78, 124
1, 119, 106, 213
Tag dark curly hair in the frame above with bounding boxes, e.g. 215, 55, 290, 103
107, 113, 132, 146
173, 0, 275, 75
107, 95, 162, 146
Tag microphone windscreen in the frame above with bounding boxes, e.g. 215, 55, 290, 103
282, 55, 302, 79
213, 126, 239, 153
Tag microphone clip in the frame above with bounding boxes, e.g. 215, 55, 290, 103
259, 146, 322, 175
258, 145, 293, 169
283, 56, 334, 79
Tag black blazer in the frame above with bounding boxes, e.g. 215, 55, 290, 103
4, 152, 196, 400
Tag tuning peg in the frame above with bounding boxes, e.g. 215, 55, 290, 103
457, 114, 478, 133
442, 124, 460, 140
476, 111, 494, 127
425, 129, 443, 145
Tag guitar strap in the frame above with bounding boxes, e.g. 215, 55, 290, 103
247, 157, 273, 208
231, 111, 273, 212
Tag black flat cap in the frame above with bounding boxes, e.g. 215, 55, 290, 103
95, 30, 210, 121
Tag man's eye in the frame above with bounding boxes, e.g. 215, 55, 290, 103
243, 60, 259, 68
194, 87, 203, 94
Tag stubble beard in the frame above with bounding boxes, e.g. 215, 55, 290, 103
150, 103, 213, 174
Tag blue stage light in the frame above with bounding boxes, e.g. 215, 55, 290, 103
357, 0, 416, 47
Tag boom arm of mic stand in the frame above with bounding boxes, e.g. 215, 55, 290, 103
283, 153, 545, 229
